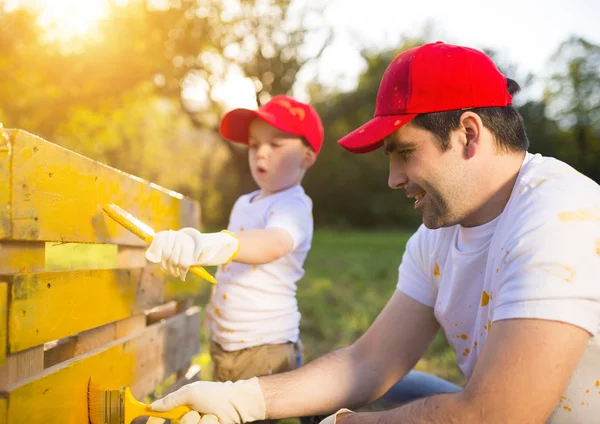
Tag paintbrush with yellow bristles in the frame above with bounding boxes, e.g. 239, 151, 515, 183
101, 203, 216, 284
87, 378, 192, 423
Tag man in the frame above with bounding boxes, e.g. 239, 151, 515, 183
151, 42, 600, 424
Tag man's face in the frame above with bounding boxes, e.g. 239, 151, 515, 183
384, 122, 473, 229
248, 118, 313, 194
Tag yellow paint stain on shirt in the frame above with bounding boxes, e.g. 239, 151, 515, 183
561, 396, 567, 401
563, 406, 572, 412
586, 389, 590, 393
558, 209, 600, 222
488, 319, 492, 331
214, 308, 221, 317
460, 334, 468, 340
240, 226, 245, 231
463, 348, 470, 356
269, 211, 275, 217
480, 291, 490, 306
533, 178, 548, 187
223, 294, 227, 300
221, 264, 226, 272
240, 339, 244, 343
433, 262, 441, 276
596, 380, 599, 387
252, 264, 257, 271
496, 267, 499, 273
473, 341, 478, 349
596, 239, 600, 255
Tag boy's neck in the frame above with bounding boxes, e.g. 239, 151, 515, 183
253, 183, 300, 202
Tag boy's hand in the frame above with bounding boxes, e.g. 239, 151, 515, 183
151, 378, 266, 424
144, 228, 239, 281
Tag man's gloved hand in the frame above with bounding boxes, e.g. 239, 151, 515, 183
151, 378, 266, 424
145, 227, 239, 281
181, 412, 220, 424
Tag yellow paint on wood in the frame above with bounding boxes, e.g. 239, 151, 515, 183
0, 283, 7, 366
45, 242, 118, 272
5, 129, 199, 244
8, 267, 202, 353
0, 397, 7, 424
0, 130, 10, 239
0, 242, 45, 274
4, 308, 200, 424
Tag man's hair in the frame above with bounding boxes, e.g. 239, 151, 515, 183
411, 79, 529, 152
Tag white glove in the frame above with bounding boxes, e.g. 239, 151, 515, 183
151, 378, 266, 424
181, 412, 220, 424
319, 409, 354, 424
145, 227, 239, 281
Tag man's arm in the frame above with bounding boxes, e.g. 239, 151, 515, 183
233, 228, 294, 264
339, 318, 590, 424
261, 290, 440, 419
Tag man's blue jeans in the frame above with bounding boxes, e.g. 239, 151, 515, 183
361, 370, 462, 411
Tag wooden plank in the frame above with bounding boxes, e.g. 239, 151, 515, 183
0, 396, 6, 424
45, 242, 118, 272
3, 307, 201, 424
0, 130, 10, 240
0, 346, 44, 391
0, 243, 146, 275
8, 266, 203, 353
0, 282, 6, 366
5, 129, 200, 244
0, 242, 45, 274
44, 314, 147, 369
117, 246, 147, 268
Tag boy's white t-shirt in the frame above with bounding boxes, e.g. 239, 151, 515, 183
398, 153, 600, 423
208, 185, 313, 352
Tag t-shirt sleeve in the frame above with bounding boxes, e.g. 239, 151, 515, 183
494, 190, 600, 335
397, 225, 438, 308
265, 195, 313, 250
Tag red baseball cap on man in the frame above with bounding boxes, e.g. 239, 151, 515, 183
220, 95, 325, 155
338, 42, 513, 154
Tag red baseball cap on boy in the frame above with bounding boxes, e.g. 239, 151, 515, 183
338, 42, 513, 154
220, 95, 325, 155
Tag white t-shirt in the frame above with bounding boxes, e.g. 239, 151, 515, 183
208, 185, 313, 351
397, 153, 600, 423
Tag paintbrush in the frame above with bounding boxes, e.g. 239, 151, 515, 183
101, 203, 216, 284
87, 378, 192, 423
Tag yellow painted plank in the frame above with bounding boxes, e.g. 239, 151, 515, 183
45, 242, 118, 272
0, 130, 11, 240
4, 308, 200, 424
0, 242, 145, 275
8, 267, 202, 353
0, 242, 45, 274
0, 396, 6, 424
0, 283, 6, 366
6, 129, 200, 244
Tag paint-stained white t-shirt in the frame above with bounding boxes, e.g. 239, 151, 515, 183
397, 153, 600, 423
208, 185, 313, 352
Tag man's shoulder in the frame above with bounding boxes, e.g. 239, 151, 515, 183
515, 154, 600, 212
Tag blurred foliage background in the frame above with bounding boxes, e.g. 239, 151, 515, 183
2, 0, 599, 385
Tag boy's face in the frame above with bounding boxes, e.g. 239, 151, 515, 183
248, 118, 315, 194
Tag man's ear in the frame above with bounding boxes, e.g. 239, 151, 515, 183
459, 111, 484, 159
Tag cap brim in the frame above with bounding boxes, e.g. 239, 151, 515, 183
338, 114, 417, 154
220, 108, 301, 144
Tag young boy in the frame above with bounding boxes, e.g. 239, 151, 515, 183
145, 95, 323, 386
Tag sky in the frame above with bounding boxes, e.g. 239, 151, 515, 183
295, 0, 600, 100
10, 0, 600, 108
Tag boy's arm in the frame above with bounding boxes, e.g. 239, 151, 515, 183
233, 228, 294, 264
